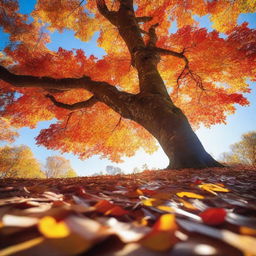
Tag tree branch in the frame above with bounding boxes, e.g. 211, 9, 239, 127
0, 65, 91, 90
152, 48, 204, 91
0, 65, 135, 119
45, 94, 98, 110
96, 0, 117, 25
136, 16, 152, 23
153, 47, 188, 63
147, 23, 159, 47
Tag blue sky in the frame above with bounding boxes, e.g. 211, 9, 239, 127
0, 1, 255, 175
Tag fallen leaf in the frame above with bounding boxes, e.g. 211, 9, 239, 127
105, 205, 128, 216
136, 189, 156, 196
177, 219, 256, 256
199, 208, 227, 226
198, 183, 229, 195
240, 226, 256, 236
94, 200, 113, 213
65, 215, 104, 240
102, 217, 150, 243
140, 231, 178, 251
179, 199, 198, 210
176, 192, 204, 199
140, 214, 178, 251
38, 216, 70, 238
2, 214, 38, 227
156, 205, 174, 212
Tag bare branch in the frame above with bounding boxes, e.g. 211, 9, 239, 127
152, 47, 204, 92
66, 0, 85, 18
111, 116, 122, 132
45, 94, 98, 110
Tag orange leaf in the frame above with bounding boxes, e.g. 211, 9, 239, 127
179, 198, 198, 210
105, 205, 128, 216
137, 189, 157, 196
240, 226, 256, 236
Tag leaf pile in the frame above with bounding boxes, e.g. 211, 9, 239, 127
0, 167, 256, 256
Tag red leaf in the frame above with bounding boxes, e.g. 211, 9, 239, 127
199, 208, 227, 226
94, 200, 113, 213
105, 205, 128, 216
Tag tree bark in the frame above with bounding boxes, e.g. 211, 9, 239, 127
129, 93, 223, 169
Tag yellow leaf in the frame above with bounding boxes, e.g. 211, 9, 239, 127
157, 205, 174, 213
198, 183, 229, 195
140, 231, 178, 251
141, 198, 159, 207
38, 216, 70, 238
176, 191, 205, 199
155, 214, 177, 231
140, 214, 178, 251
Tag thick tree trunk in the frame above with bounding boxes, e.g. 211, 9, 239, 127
130, 93, 223, 169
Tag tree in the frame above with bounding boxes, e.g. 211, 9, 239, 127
106, 165, 124, 175
0, 145, 45, 178
0, 0, 255, 169
220, 131, 256, 166
0, 117, 18, 143
45, 156, 77, 178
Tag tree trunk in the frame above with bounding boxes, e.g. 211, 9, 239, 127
130, 93, 223, 169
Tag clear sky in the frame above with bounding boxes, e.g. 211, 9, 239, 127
0, 1, 255, 176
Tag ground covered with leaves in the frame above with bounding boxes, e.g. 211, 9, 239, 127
0, 167, 256, 256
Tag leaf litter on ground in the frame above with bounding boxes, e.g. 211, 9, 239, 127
0, 167, 256, 256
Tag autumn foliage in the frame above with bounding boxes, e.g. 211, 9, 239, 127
0, 0, 255, 163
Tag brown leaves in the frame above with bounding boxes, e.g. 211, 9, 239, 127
0, 168, 256, 255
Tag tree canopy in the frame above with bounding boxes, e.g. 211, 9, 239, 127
220, 131, 256, 166
45, 155, 77, 178
0, 0, 255, 165
0, 117, 19, 143
0, 145, 45, 178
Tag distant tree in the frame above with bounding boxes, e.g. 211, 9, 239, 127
133, 167, 141, 174
45, 156, 77, 178
106, 165, 124, 175
92, 171, 104, 176
141, 163, 149, 170
0, 145, 45, 178
220, 131, 256, 166
0, 117, 18, 143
